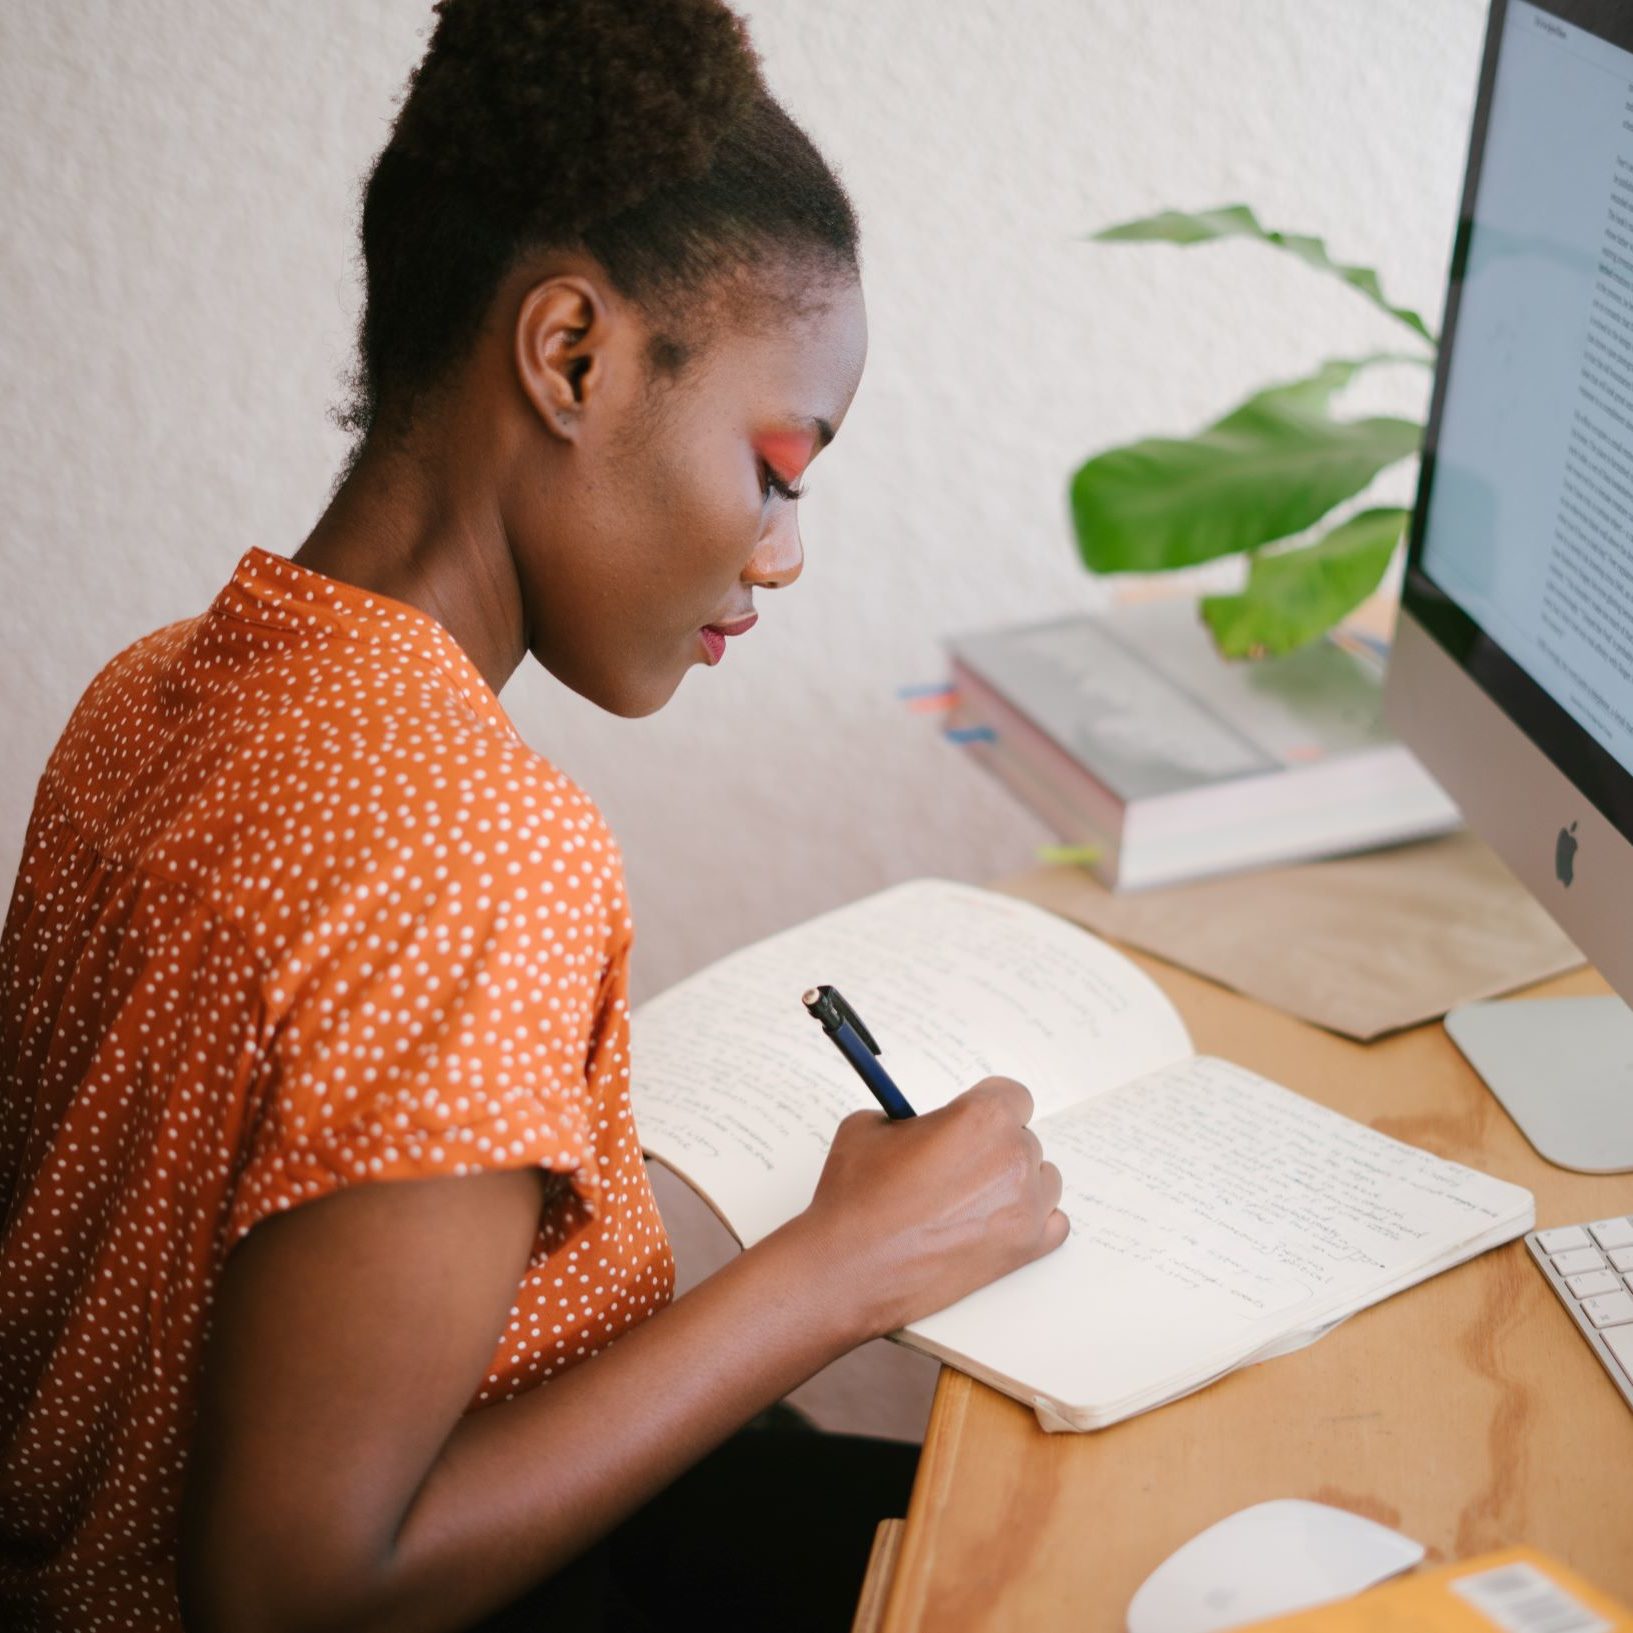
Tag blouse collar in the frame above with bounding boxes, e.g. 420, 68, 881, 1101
211, 547, 514, 737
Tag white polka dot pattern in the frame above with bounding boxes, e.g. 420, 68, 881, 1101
0, 548, 674, 1628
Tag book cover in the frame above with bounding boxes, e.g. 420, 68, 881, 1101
947, 600, 1458, 888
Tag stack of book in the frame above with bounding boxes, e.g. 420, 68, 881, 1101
946, 599, 1459, 891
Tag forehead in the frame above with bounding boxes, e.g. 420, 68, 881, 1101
700, 266, 867, 416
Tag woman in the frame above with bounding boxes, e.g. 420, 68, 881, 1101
0, 3, 1068, 1628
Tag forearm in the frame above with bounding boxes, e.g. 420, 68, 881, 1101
184, 1086, 1061, 1633
334, 1214, 869, 1633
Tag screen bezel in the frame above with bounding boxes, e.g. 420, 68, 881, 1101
1402, 0, 1633, 841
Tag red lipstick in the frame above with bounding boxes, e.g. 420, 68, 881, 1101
699, 611, 759, 665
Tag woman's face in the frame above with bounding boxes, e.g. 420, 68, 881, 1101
508, 265, 868, 717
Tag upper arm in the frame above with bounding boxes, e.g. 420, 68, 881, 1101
179, 1165, 547, 1633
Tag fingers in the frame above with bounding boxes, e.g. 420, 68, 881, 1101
972, 1075, 1034, 1126
1039, 1160, 1063, 1215
836, 1107, 886, 1138
1024, 1168, 1068, 1263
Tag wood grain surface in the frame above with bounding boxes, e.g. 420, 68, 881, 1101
852, 1520, 907, 1633
879, 953, 1633, 1631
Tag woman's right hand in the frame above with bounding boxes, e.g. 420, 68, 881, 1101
792, 1077, 1070, 1341
181, 1080, 1063, 1632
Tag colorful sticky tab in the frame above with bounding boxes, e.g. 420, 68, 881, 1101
1036, 844, 1103, 867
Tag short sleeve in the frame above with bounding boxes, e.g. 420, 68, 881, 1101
228, 872, 624, 1247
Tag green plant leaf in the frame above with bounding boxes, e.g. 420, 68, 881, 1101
1070, 360, 1423, 573
1200, 506, 1409, 658
1094, 204, 1437, 346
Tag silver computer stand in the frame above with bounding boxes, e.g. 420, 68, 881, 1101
1445, 996, 1633, 1173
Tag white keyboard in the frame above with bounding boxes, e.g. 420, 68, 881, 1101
1527, 1214, 1633, 1411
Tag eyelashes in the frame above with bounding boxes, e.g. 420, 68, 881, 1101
760, 462, 805, 503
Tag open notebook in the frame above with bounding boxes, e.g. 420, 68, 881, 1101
631, 880, 1533, 1432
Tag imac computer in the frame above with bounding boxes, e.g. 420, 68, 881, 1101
1385, 0, 1633, 1172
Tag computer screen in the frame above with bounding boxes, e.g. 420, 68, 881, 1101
1405, 0, 1633, 837
1390, 0, 1633, 1170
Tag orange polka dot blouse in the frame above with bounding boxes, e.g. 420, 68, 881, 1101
0, 548, 675, 1628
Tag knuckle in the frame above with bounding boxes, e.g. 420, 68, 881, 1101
830, 1109, 879, 1153
955, 1088, 1000, 1130
974, 1081, 1022, 1126
981, 1096, 1015, 1135
992, 1075, 1035, 1119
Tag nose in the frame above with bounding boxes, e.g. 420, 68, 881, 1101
744, 510, 803, 590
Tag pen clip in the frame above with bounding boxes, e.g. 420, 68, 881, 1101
818, 984, 881, 1056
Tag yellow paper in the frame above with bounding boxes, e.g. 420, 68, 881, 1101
1237, 1547, 1631, 1631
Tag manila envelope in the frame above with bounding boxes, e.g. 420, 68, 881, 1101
997, 832, 1583, 1042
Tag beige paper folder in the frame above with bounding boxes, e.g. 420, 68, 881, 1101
998, 832, 1582, 1041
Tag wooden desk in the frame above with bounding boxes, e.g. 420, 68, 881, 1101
880, 954, 1633, 1632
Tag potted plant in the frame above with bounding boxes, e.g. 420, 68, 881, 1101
1071, 205, 1437, 658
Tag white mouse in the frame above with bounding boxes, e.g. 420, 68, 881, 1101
1126, 1499, 1426, 1633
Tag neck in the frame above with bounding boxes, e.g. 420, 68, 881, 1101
294, 421, 528, 697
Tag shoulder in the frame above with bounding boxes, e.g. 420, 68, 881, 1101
213, 638, 631, 986
43, 616, 203, 801
232, 614, 622, 856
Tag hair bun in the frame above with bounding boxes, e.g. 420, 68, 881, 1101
392, 0, 764, 226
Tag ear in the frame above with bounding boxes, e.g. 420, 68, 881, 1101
513, 276, 612, 444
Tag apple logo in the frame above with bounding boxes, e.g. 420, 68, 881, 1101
1556, 821, 1579, 887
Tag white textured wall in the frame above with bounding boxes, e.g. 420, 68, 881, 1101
2, 0, 1490, 1442
3, 0, 1488, 1001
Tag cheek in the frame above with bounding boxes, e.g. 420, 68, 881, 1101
569, 413, 764, 678
654, 456, 763, 606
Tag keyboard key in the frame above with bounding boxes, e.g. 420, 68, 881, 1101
1537, 1226, 1592, 1253
1582, 1290, 1633, 1328
1551, 1246, 1607, 1276
1589, 1216, 1633, 1250
1566, 1269, 1622, 1298
1604, 1323, 1633, 1384
1611, 1246, 1633, 1272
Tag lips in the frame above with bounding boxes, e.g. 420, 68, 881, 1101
699, 610, 758, 666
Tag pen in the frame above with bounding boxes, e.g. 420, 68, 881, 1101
801, 984, 917, 1119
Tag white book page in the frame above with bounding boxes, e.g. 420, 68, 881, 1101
632, 879, 1191, 1245
906, 1055, 1534, 1420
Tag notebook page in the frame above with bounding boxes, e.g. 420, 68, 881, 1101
632, 879, 1191, 1245
905, 1055, 1533, 1423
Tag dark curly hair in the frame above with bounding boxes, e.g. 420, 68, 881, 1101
338, 0, 861, 444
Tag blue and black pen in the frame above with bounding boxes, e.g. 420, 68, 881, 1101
802, 984, 917, 1119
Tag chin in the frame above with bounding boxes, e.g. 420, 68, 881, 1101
529, 627, 695, 718
604, 684, 676, 720
534, 644, 687, 719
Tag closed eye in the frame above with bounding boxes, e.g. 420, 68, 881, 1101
761, 462, 805, 503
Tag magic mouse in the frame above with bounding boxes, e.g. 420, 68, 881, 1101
1126, 1499, 1426, 1633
